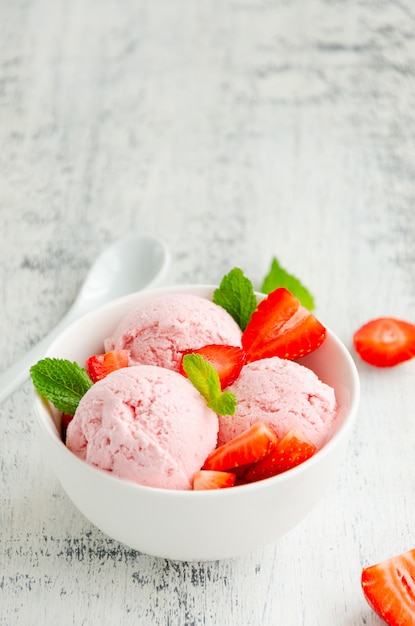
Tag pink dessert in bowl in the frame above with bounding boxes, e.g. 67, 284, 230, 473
219, 356, 337, 449
104, 292, 242, 370
66, 365, 219, 490
31, 281, 359, 561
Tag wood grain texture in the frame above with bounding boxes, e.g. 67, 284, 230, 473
1, 0, 415, 624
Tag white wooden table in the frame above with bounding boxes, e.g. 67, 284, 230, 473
1, 1, 415, 624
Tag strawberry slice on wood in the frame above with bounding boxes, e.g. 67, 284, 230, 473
180, 344, 246, 389
361, 548, 415, 625
86, 349, 130, 382
203, 421, 278, 472
242, 287, 326, 363
243, 427, 317, 482
353, 317, 415, 367
193, 470, 236, 490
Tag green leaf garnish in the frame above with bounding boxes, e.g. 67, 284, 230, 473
182, 353, 237, 416
213, 267, 257, 331
260, 257, 315, 310
30, 358, 93, 415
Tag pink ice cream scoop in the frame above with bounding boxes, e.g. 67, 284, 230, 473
66, 365, 219, 490
218, 357, 337, 449
104, 293, 243, 371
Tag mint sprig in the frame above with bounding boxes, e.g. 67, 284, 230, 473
30, 358, 93, 415
260, 257, 315, 311
213, 267, 257, 331
182, 353, 237, 416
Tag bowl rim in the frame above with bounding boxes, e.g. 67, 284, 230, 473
32, 283, 360, 498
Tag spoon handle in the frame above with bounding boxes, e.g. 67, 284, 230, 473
0, 309, 78, 404
0, 235, 169, 404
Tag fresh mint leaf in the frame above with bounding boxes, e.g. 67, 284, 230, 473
182, 353, 219, 403
213, 267, 257, 331
209, 391, 237, 416
182, 353, 236, 416
260, 257, 315, 311
30, 357, 93, 415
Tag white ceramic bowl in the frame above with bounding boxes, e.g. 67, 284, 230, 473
32, 285, 360, 561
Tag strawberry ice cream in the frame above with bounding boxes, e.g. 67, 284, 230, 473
65, 365, 219, 490
104, 294, 242, 371
218, 356, 337, 449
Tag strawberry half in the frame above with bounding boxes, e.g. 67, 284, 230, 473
193, 470, 236, 490
180, 344, 246, 389
242, 287, 326, 363
86, 349, 130, 382
353, 317, 415, 367
61, 413, 73, 443
243, 427, 317, 482
203, 421, 278, 471
361, 548, 415, 625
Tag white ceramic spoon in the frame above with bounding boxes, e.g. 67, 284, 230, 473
0, 234, 170, 403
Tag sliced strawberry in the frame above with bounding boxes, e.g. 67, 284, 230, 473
180, 344, 246, 389
353, 317, 415, 367
244, 427, 317, 482
203, 422, 278, 471
361, 548, 415, 625
86, 349, 130, 382
193, 470, 236, 490
242, 287, 326, 363
61, 413, 73, 443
